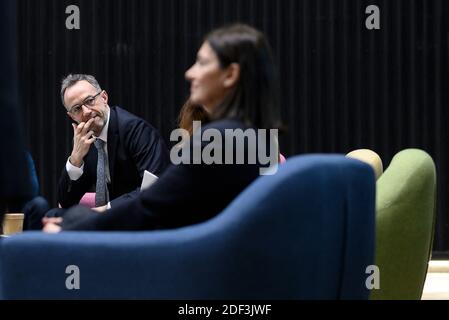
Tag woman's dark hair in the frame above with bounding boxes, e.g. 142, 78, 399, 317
205, 23, 281, 130
178, 99, 210, 135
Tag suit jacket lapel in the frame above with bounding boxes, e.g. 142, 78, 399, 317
107, 106, 119, 188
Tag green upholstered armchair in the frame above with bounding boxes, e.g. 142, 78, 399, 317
370, 149, 436, 300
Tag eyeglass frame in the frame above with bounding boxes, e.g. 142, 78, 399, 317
67, 91, 103, 116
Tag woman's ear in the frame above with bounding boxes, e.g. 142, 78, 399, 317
223, 63, 240, 88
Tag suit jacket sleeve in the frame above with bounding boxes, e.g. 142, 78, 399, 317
109, 118, 170, 207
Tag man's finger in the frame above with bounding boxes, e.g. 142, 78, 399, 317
83, 118, 95, 133
84, 131, 96, 144
76, 122, 85, 134
82, 130, 94, 139
86, 136, 96, 144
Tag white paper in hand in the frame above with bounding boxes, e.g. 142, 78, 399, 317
140, 170, 158, 191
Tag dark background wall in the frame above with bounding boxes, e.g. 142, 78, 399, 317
16, 0, 449, 253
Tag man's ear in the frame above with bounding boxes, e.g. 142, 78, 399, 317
101, 90, 108, 105
223, 63, 240, 88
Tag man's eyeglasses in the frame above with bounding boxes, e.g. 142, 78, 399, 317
68, 91, 102, 115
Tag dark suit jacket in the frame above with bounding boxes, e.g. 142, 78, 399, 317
62, 118, 273, 231
58, 106, 170, 208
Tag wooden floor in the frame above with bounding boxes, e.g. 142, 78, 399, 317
422, 261, 449, 300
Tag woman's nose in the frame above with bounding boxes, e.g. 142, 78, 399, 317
185, 65, 194, 81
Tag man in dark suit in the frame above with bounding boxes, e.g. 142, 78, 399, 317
58, 74, 170, 210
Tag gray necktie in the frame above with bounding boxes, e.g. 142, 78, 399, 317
94, 139, 109, 207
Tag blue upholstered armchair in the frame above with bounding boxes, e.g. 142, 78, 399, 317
0, 155, 375, 299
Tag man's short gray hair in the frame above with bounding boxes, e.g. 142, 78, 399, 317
60, 74, 102, 107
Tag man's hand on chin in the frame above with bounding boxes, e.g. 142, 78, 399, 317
70, 117, 96, 167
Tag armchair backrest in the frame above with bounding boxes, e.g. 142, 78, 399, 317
346, 149, 383, 180
370, 149, 436, 299
0, 155, 376, 299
